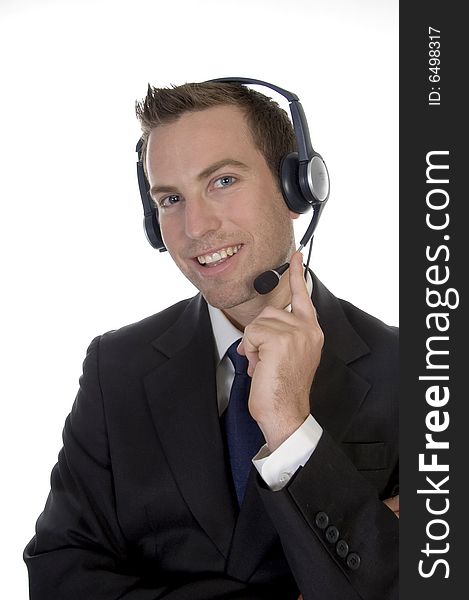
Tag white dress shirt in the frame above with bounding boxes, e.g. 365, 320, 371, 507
207, 273, 323, 492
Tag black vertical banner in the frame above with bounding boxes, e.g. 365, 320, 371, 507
400, 2, 466, 598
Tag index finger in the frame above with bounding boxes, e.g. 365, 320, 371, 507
289, 251, 316, 319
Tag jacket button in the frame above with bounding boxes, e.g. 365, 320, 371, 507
315, 512, 329, 530
336, 539, 349, 558
325, 525, 339, 544
346, 552, 361, 570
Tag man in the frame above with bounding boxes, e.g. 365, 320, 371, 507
25, 81, 399, 599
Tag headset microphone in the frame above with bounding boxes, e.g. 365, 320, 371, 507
253, 263, 290, 295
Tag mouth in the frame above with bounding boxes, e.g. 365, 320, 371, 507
195, 244, 242, 268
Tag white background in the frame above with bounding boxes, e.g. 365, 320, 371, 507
0, 0, 398, 596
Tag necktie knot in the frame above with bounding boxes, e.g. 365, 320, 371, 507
226, 339, 249, 376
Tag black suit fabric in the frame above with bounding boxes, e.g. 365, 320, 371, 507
24, 275, 399, 599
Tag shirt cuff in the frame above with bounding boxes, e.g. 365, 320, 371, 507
252, 414, 323, 491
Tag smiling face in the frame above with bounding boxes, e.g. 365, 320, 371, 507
146, 105, 297, 318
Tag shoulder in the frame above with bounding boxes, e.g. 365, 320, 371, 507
86, 295, 202, 372
312, 273, 398, 366
102, 297, 194, 345
337, 298, 399, 389
339, 298, 399, 351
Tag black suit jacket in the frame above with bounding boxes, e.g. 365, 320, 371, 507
25, 275, 399, 600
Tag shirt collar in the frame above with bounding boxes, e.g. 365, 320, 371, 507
207, 303, 243, 365
207, 270, 313, 365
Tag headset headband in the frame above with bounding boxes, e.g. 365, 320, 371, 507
207, 77, 313, 163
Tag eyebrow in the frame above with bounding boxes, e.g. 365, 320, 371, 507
197, 159, 250, 181
149, 159, 250, 198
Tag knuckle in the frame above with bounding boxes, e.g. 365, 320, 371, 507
313, 325, 324, 343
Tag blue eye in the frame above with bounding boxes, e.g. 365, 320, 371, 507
160, 194, 181, 208
214, 176, 236, 188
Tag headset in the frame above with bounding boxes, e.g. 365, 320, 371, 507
136, 77, 330, 294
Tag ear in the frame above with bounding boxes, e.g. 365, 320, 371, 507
289, 210, 301, 220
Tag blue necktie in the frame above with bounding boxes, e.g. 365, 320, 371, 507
222, 339, 264, 506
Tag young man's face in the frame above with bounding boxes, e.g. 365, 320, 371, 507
145, 105, 297, 310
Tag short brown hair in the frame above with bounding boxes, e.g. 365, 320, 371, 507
135, 82, 296, 185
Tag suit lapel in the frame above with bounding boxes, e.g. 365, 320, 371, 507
144, 295, 237, 559
310, 274, 371, 440
311, 349, 371, 440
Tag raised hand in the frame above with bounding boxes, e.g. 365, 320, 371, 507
238, 251, 324, 451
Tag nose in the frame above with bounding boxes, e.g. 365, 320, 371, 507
184, 196, 222, 240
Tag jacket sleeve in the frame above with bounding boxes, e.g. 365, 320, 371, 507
25, 336, 293, 600
256, 430, 399, 600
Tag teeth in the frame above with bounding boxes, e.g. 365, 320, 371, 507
197, 245, 241, 265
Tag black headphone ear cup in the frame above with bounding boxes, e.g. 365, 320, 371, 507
280, 152, 311, 214
144, 206, 166, 251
